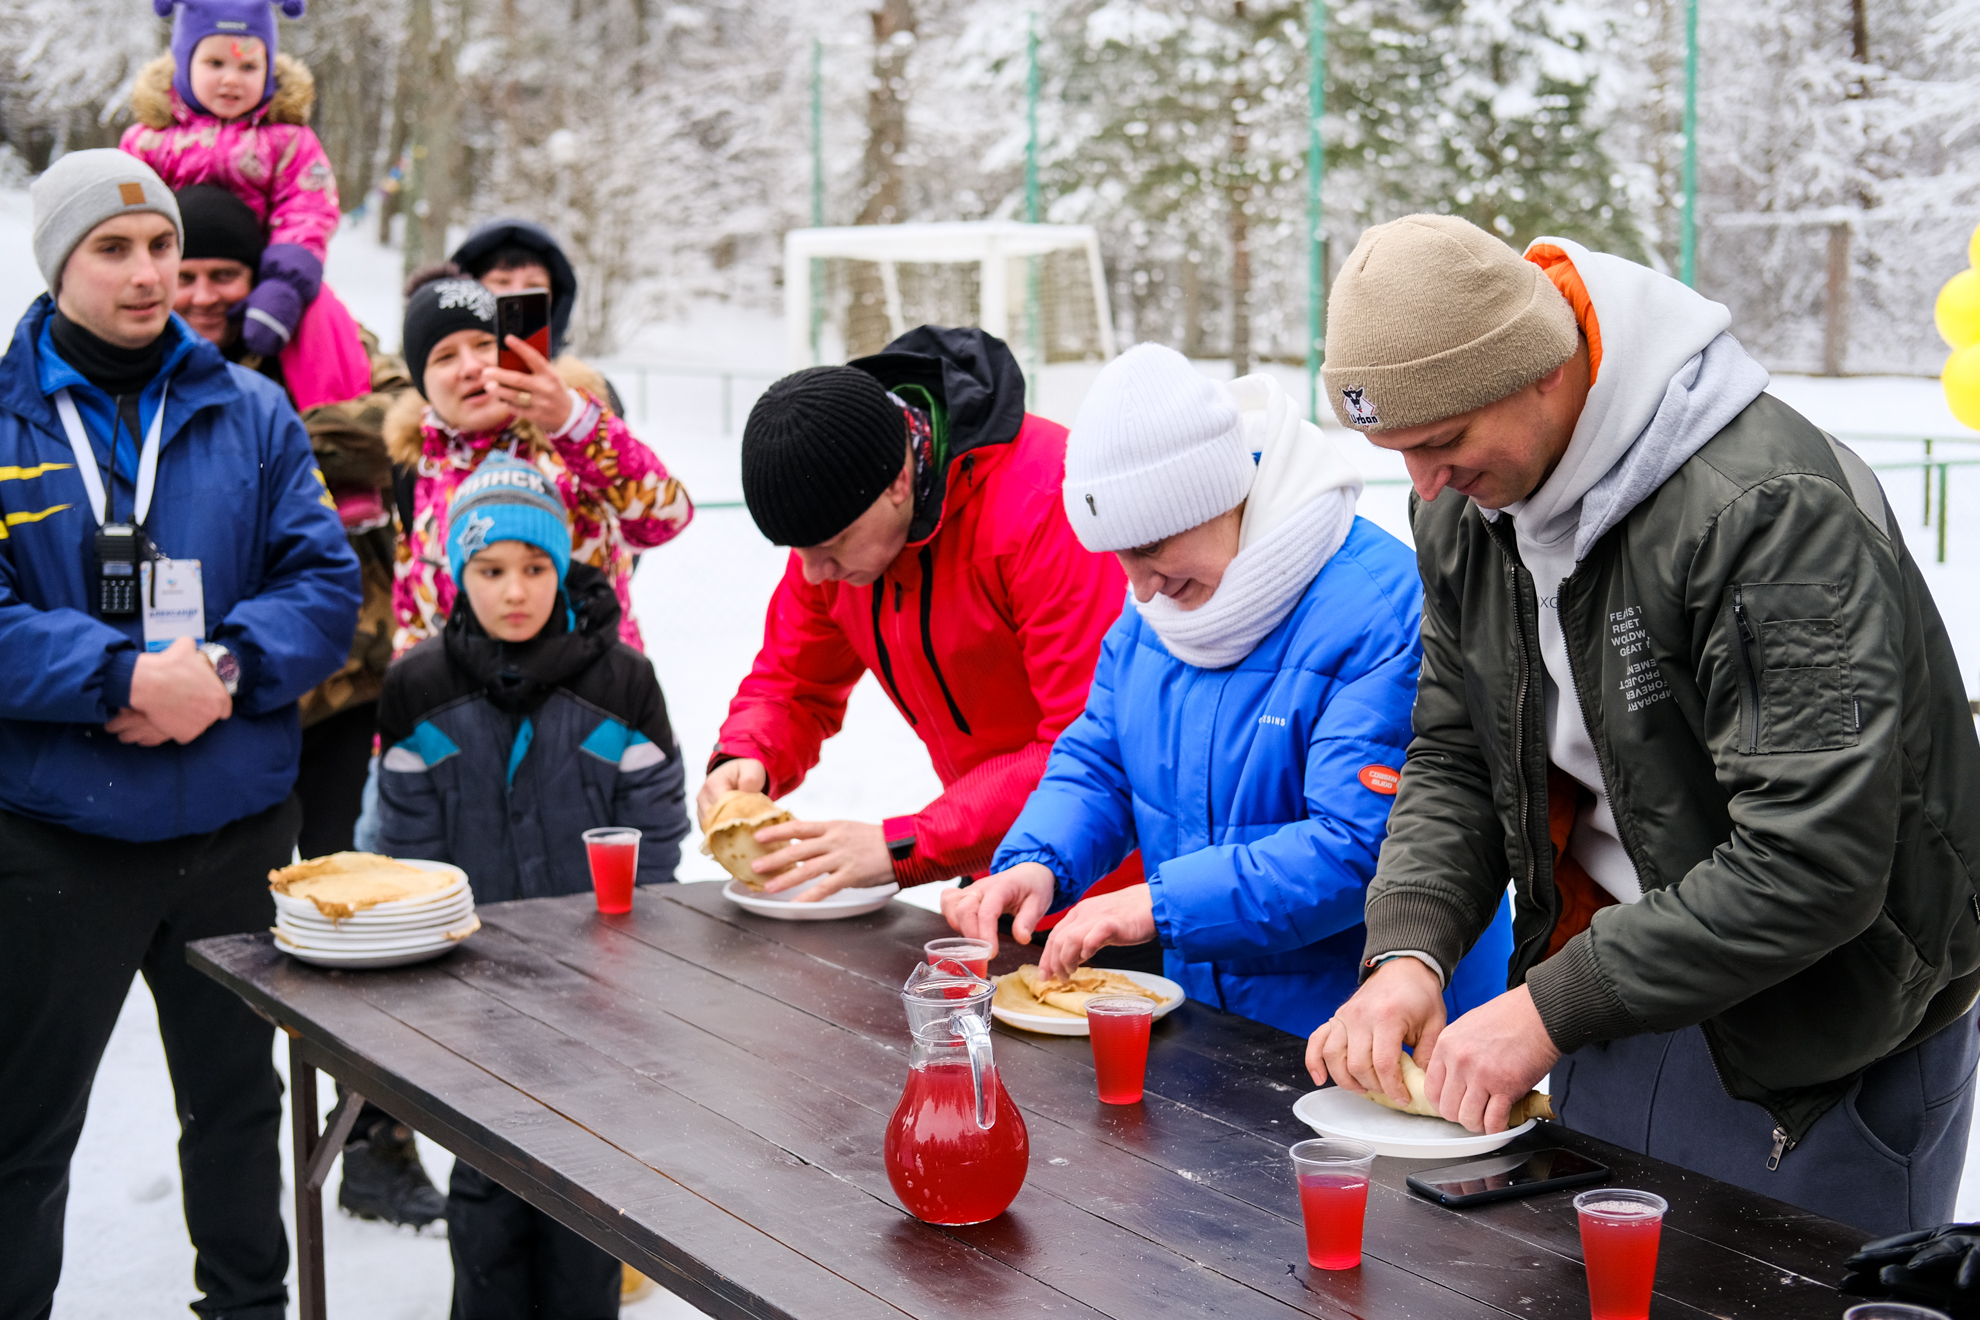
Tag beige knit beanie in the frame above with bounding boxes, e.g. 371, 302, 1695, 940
1321, 214, 1578, 432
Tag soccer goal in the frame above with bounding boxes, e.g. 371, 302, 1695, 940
783, 222, 1118, 369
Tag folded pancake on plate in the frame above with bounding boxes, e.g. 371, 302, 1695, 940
1011, 963, 1165, 1015
699, 791, 793, 891
1363, 1049, 1554, 1125
993, 970, 1084, 1020
268, 852, 455, 920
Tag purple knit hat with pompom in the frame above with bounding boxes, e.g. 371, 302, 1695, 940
154, 0, 305, 116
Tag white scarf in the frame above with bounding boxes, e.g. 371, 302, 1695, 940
1136, 373, 1363, 669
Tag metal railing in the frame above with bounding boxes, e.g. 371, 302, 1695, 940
593, 360, 782, 437
1852, 433, 1978, 565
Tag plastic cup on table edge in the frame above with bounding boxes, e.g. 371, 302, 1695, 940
1290, 1137, 1377, 1270
1843, 1306, 1955, 1320
1086, 995, 1155, 1104
1575, 1188, 1667, 1320
582, 827, 641, 914
924, 936, 993, 979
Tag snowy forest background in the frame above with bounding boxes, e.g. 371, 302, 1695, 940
3, 0, 1977, 375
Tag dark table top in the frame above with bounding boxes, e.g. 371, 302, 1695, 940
191, 882, 1862, 1320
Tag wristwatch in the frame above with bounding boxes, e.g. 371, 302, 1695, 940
882, 815, 917, 866
198, 641, 241, 696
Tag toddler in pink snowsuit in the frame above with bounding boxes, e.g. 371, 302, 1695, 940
122, 0, 367, 407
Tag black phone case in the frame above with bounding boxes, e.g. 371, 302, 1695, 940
1405, 1150, 1609, 1208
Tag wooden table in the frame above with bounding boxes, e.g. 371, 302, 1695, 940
190, 882, 1862, 1320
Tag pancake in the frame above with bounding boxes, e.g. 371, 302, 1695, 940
269, 852, 454, 920
1012, 963, 1164, 1016
699, 790, 794, 891
1363, 1049, 1555, 1125
993, 970, 1084, 1020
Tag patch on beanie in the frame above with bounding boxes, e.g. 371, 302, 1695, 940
118, 182, 146, 206
1341, 386, 1379, 429
1084, 494, 1097, 516
435, 279, 497, 319
455, 511, 495, 557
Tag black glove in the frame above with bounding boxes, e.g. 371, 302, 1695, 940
1841, 1223, 1980, 1317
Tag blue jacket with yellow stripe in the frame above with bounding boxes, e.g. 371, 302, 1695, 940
375, 565, 688, 900
0, 297, 359, 841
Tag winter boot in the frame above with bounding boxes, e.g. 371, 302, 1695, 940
338, 1112, 447, 1228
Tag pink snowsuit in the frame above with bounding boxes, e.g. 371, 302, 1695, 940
122, 52, 366, 408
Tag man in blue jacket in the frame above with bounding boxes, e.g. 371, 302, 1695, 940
947, 345, 1511, 1037
0, 152, 359, 1319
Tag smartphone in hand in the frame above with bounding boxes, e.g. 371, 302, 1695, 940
496, 290, 552, 373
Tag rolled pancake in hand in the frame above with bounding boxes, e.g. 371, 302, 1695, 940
699, 790, 794, 891
1363, 1049, 1555, 1126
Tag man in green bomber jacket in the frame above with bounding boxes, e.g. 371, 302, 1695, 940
1306, 214, 1980, 1235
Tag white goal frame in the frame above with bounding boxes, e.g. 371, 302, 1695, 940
783, 222, 1117, 366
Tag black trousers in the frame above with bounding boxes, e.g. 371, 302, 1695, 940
0, 797, 299, 1320
295, 700, 377, 859
447, 1164, 620, 1320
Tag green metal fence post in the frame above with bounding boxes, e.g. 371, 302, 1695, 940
1306, 0, 1327, 423
809, 37, 824, 363
1939, 463, 1950, 564
1025, 11, 1042, 406
1679, 0, 1699, 288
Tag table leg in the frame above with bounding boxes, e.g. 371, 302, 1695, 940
289, 1037, 366, 1320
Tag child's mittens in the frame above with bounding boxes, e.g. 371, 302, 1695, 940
240, 243, 324, 357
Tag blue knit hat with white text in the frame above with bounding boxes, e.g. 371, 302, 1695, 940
446, 455, 571, 586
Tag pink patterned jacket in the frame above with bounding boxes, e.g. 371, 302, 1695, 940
384, 375, 694, 656
120, 53, 340, 261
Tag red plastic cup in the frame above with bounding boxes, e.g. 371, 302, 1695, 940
924, 937, 993, 979
1086, 995, 1155, 1104
1575, 1189, 1666, 1320
1291, 1138, 1376, 1269
582, 827, 640, 914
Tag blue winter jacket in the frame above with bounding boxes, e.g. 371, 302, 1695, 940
0, 298, 360, 841
995, 516, 1513, 1038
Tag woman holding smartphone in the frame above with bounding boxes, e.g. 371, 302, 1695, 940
385, 263, 694, 656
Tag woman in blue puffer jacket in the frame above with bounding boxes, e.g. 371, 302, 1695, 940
944, 345, 1510, 1038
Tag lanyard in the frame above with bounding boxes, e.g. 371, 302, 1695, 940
53, 383, 168, 527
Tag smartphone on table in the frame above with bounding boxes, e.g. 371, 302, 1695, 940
495, 290, 552, 373
1405, 1146, 1610, 1208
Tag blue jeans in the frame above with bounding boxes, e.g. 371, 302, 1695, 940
1553, 1005, 1978, 1235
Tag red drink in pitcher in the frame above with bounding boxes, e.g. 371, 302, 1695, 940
884, 1059, 1030, 1225
924, 938, 992, 980
1297, 1173, 1372, 1269
1576, 1190, 1666, 1320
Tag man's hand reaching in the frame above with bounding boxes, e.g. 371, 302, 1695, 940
1306, 956, 1447, 1109
941, 863, 1056, 956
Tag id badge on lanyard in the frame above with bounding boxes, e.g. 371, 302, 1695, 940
52, 386, 200, 647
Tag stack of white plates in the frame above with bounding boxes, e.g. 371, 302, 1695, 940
272, 860, 479, 969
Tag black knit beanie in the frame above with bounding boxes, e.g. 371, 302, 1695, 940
741, 366, 909, 547
176, 184, 265, 270
402, 271, 498, 399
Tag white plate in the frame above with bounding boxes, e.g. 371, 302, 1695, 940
276, 895, 475, 932
272, 860, 468, 922
1291, 1087, 1537, 1158
989, 969, 1187, 1037
720, 876, 900, 920
278, 939, 464, 970
275, 915, 479, 953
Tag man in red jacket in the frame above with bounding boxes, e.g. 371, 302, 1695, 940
700, 326, 1127, 900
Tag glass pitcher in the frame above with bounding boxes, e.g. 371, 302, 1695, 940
883, 959, 1030, 1225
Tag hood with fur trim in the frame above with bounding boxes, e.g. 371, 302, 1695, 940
130, 51, 315, 129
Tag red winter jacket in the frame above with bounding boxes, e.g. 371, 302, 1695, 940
713, 328, 1127, 887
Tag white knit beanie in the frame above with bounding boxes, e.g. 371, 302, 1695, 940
1062, 343, 1254, 553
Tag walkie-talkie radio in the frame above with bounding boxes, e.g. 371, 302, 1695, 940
96, 522, 144, 616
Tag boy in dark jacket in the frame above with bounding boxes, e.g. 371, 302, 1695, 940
375, 454, 687, 1316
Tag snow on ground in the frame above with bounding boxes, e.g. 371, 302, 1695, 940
22, 203, 1980, 1314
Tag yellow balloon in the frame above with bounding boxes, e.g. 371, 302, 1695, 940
1938, 269, 1980, 349
1946, 344, 1980, 431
